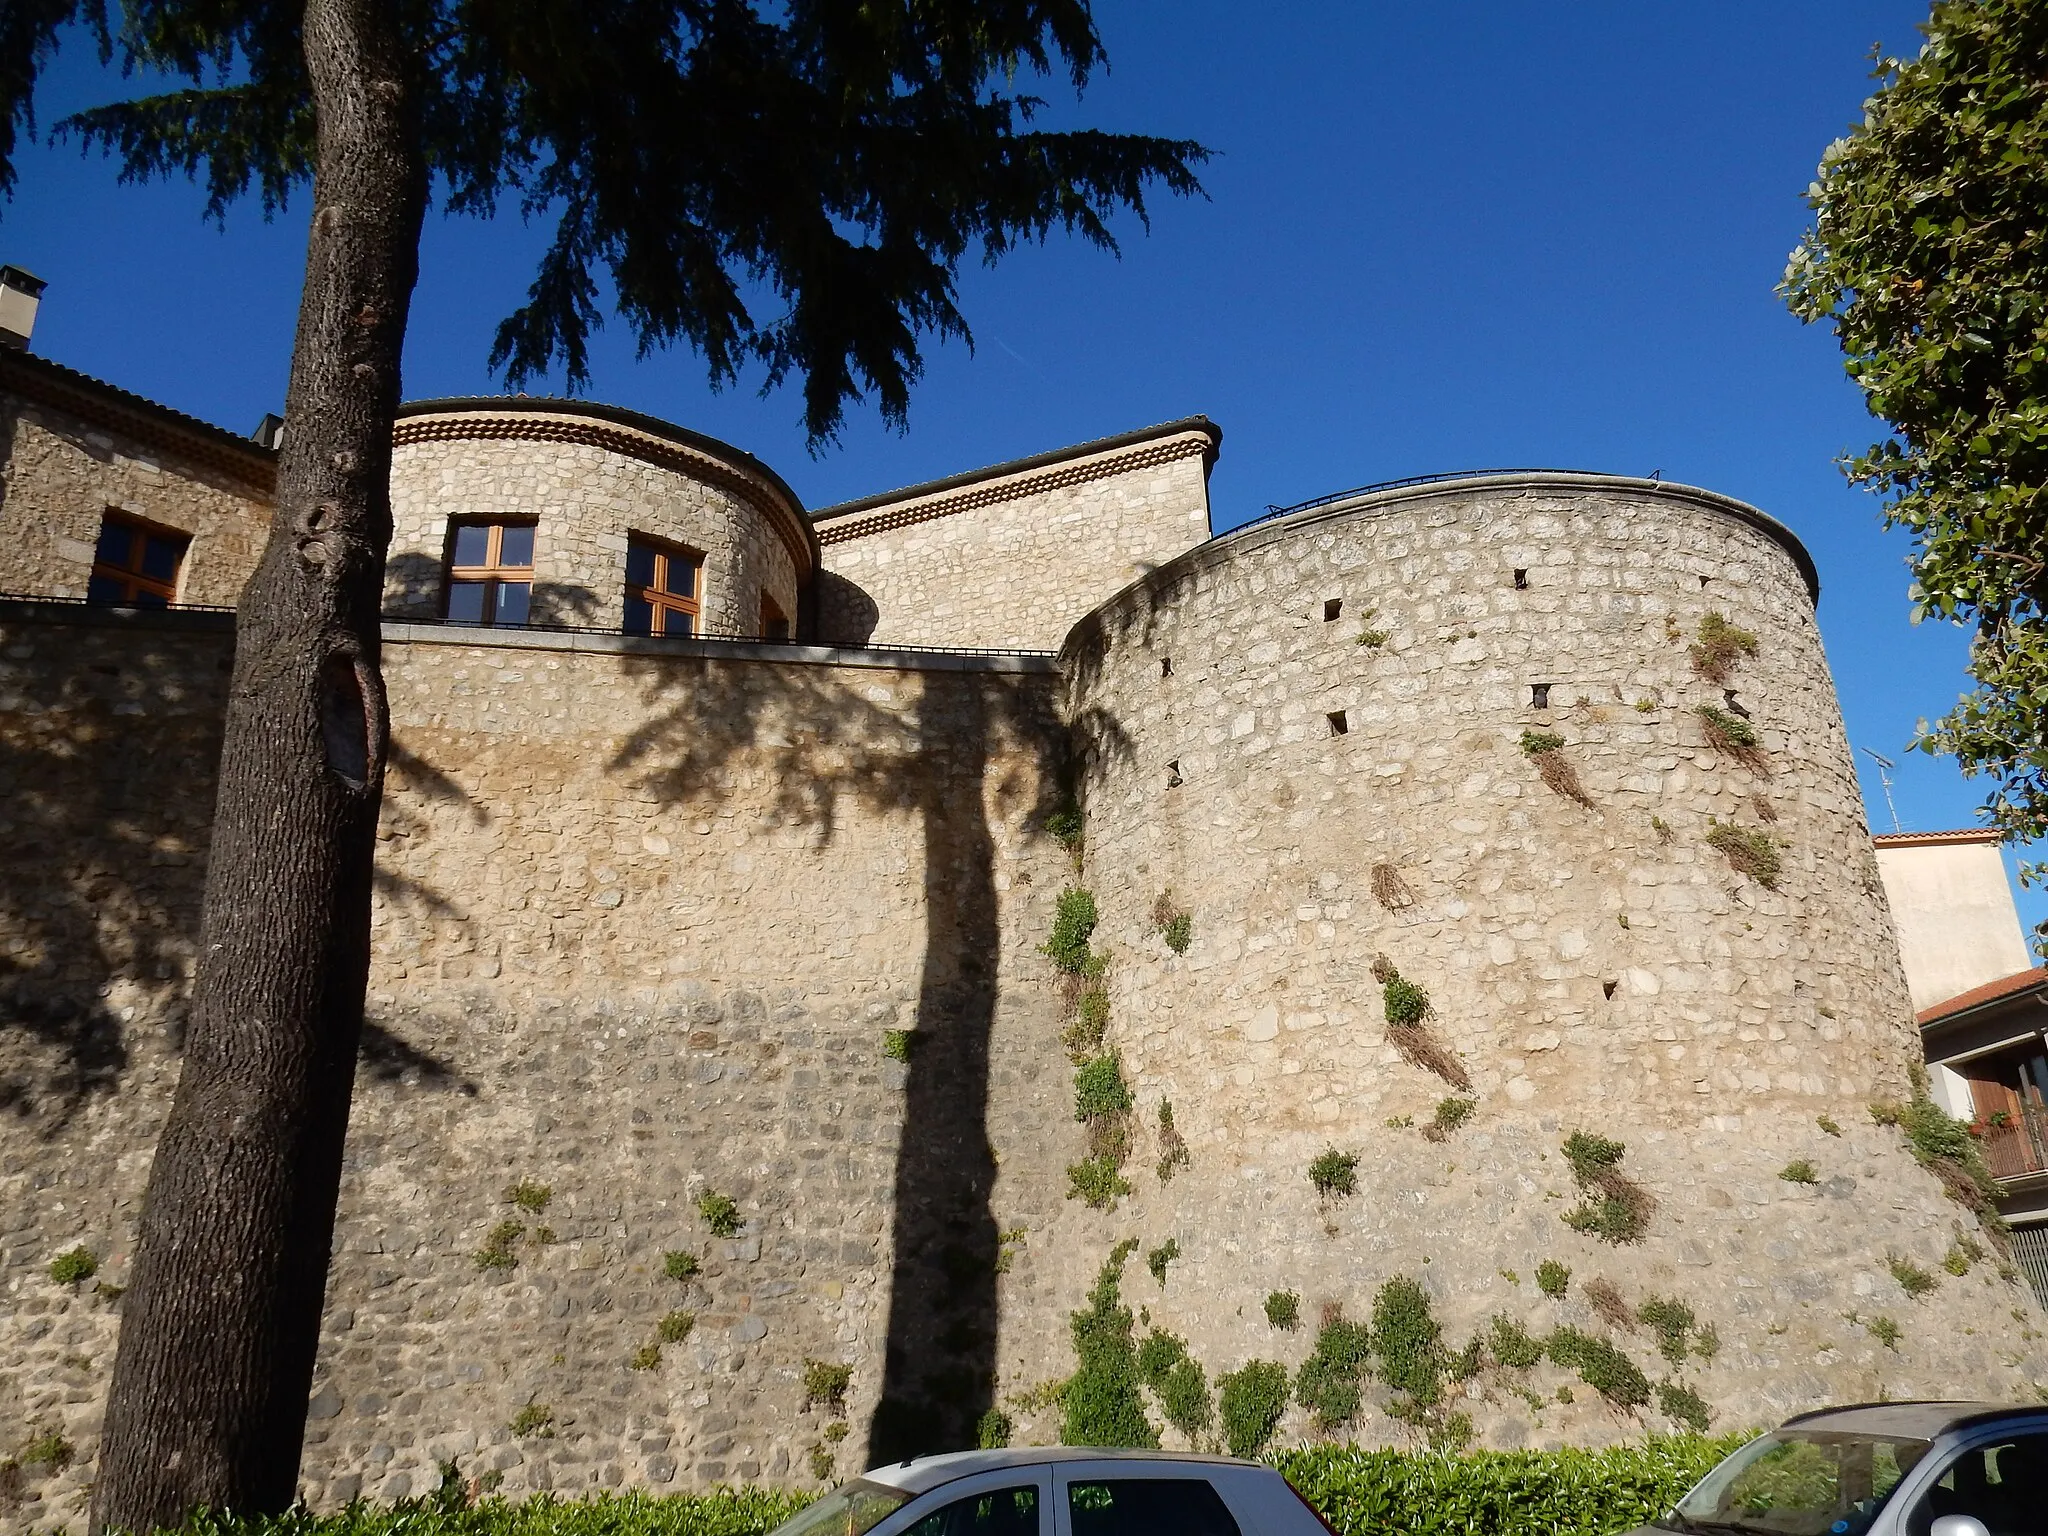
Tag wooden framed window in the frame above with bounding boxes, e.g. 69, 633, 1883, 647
444, 519, 534, 626
760, 591, 790, 642
88, 511, 189, 607
624, 536, 702, 636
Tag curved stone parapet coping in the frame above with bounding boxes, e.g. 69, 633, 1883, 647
1060, 471, 1820, 664
394, 396, 818, 580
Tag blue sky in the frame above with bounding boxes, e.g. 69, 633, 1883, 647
5, 2, 2041, 934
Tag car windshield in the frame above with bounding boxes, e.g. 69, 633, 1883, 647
1658, 1429, 1934, 1536
767, 1479, 913, 1536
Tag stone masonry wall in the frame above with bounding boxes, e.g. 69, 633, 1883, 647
384, 420, 801, 637
812, 431, 1215, 650
0, 610, 1093, 1531
0, 392, 272, 605
1040, 475, 2048, 1453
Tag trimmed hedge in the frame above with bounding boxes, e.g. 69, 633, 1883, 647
1273, 1436, 1746, 1535
161, 1435, 1748, 1536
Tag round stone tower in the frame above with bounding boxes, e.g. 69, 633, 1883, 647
382, 397, 815, 636
1041, 472, 2045, 1444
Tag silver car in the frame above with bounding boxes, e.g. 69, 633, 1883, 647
1632, 1401, 2048, 1536
766, 1448, 1334, 1536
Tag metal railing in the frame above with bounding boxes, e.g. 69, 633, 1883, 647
0, 593, 1056, 660
1977, 1102, 2048, 1182
1232, 468, 1605, 536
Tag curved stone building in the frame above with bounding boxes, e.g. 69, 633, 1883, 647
4, 334, 2045, 1531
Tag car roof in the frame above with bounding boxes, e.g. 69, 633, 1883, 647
1778, 1402, 2048, 1439
860, 1447, 1260, 1496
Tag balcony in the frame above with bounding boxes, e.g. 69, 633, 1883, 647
1973, 1103, 2048, 1183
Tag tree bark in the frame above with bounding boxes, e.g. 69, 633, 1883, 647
90, 2, 424, 1529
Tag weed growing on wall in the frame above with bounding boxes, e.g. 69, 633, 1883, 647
1560, 1132, 1655, 1244
1145, 1239, 1180, 1286
1422, 1096, 1477, 1143
1373, 1277, 1446, 1413
509, 1403, 554, 1438
1546, 1327, 1651, 1408
1780, 1160, 1818, 1184
1152, 892, 1193, 954
1635, 1297, 1698, 1367
1265, 1291, 1302, 1331
1583, 1278, 1633, 1331
18, 1433, 73, 1472
1371, 862, 1417, 911
1309, 1148, 1360, 1198
1690, 612, 1759, 682
1866, 1315, 1903, 1350
474, 1221, 525, 1271
1155, 1100, 1191, 1182
806, 1446, 834, 1482
1870, 1089, 2010, 1247
1705, 819, 1782, 888
507, 1180, 552, 1214
1658, 1382, 1712, 1433
697, 1190, 743, 1238
1887, 1255, 1938, 1298
881, 1030, 914, 1063
1695, 705, 1769, 773
1046, 804, 1085, 866
1488, 1315, 1545, 1370
1519, 729, 1594, 808
1075, 1055, 1134, 1121
1818, 1114, 1843, 1136
657, 1311, 695, 1343
1945, 1234, 1985, 1276
976, 1409, 1013, 1449
802, 1360, 852, 1413
1296, 1311, 1374, 1429
1535, 1260, 1571, 1298
629, 1344, 661, 1371
1063, 1241, 1159, 1448
1066, 1156, 1132, 1210
1067, 1053, 1136, 1209
47, 1247, 96, 1286
662, 1250, 701, 1282
1064, 982, 1111, 1060
1135, 1329, 1212, 1441
1219, 1361, 1290, 1458
1370, 956, 1473, 1091
1043, 889, 1100, 973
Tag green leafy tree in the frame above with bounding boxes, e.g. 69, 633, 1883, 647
1785, 0, 2048, 934
1, 6, 1204, 1531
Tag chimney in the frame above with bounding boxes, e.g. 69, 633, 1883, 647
0, 266, 46, 349
251, 412, 285, 450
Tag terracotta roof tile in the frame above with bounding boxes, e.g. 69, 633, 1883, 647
1917, 967, 2048, 1026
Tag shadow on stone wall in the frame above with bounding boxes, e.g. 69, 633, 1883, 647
610, 656, 1061, 1458
809, 571, 880, 647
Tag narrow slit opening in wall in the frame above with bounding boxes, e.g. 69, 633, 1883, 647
1327, 710, 1348, 737
1699, 574, 1711, 588
1166, 760, 1183, 790
1723, 689, 1750, 719
1513, 569, 1529, 590
1602, 979, 1618, 1001
1530, 683, 1552, 709
1324, 598, 1343, 622
1161, 654, 1172, 678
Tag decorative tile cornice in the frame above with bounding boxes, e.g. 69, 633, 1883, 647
815, 431, 1214, 547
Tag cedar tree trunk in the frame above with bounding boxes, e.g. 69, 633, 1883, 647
90, 1, 424, 1528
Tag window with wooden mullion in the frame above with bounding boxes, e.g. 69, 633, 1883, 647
625, 537, 701, 636
445, 519, 535, 627
88, 511, 190, 607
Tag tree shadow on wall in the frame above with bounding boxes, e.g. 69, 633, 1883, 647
609, 654, 1062, 1458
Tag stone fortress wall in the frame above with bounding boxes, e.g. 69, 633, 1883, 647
811, 420, 1219, 650
0, 351, 274, 605
4, 366, 2048, 1534
383, 402, 815, 637
1026, 474, 2048, 1450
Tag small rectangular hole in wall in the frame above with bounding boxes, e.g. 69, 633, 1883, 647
1327, 710, 1348, 736
1324, 598, 1343, 622
1723, 689, 1750, 719
1602, 979, 1619, 1000
1166, 760, 1183, 789
1513, 569, 1528, 590
1530, 683, 1552, 709
1161, 654, 1172, 678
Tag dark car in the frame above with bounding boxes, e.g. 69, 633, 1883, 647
1631, 1401, 2048, 1536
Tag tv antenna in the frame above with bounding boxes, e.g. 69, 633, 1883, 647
1862, 747, 1903, 834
